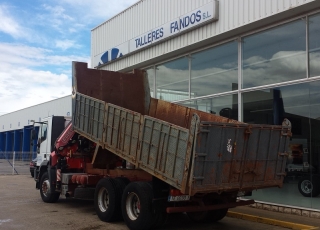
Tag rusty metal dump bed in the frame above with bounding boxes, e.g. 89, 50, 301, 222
73, 92, 290, 195
72, 62, 241, 129
189, 121, 290, 195
72, 62, 290, 196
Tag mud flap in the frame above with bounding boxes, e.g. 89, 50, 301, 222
49, 167, 57, 194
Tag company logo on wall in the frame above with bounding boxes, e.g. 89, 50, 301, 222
96, 42, 129, 66
94, 0, 219, 67
98, 48, 123, 66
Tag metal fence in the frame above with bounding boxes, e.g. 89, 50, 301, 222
0, 151, 36, 175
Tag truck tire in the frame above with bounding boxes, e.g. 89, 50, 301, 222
122, 182, 156, 230
94, 178, 122, 222
187, 199, 228, 222
152, 208, 167, 228
187, 211, 209, 222
114, 177, 130, 189
298, 176, 320, 197
40, 172, 60, 203
208, 207, 228, 222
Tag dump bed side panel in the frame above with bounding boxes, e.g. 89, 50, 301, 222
73, 93, 105, 145
103, 104, 141, 164
72, 61, 150, 115
73, 93, 290, 195
189, 122, 290, 195
73, 93, 195, 190
149, 98, 242, 129
137, 116, 192, 190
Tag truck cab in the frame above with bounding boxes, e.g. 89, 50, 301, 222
32, 116, 71, 180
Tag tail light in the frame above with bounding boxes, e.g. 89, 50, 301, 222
170, 189, 184, 196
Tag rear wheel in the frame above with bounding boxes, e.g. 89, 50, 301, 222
114, 177, 130, 191
40, 172, 60, 203
122, 182, 156, 230
187, 211, 209, 222
152, 207, 167, 228
208, 207, 228, 222
187, 199, 228, 222
94, 178, 122, 222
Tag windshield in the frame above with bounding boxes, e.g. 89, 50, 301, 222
38, 123, 48, 143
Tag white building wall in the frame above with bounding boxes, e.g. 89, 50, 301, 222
0, 95, 72, 132
91, 0, 318, 71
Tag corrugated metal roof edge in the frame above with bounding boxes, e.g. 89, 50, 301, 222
100, 1, 320, 73
0, 95, 72, 117
91, 0, 142, 31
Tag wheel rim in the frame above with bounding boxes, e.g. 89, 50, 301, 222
126, 192, 140, 220
301, 179, 313, 194
98, 187, 109, 212
41, 179, 50, 197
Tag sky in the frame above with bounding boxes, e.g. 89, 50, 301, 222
0, 0, 138, 115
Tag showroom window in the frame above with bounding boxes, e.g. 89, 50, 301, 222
191, 41, 238, 97
156, 57, 189, 101
309, 13, 320, 77
243, 81, 320, 209
179, 94, 238, 120
242, 19, 306, 88
141, 11, 320, 210
146, 68, 155, 97
243, 83, 311, 126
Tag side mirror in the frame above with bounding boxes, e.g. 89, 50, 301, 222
31, 130, 37, 140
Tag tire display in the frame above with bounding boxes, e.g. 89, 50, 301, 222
298, 176, 320, 197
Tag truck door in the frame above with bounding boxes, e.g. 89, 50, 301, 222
36, 118, 52, 166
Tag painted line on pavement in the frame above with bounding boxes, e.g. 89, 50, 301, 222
227, 211, 319, 230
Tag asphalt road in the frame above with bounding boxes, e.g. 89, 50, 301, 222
0, 174, 288, 230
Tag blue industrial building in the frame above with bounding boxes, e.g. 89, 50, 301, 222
0, 95, 71, 161
0, 126, 39, 160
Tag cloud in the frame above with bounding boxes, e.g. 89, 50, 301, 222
0, 65, 71, 114
309, 51, 320, 76
155, 49, 318, 101
0, 42, 88, 67
55, 39, 81, 50
39, 4, 74, 33
42, 4, 73, 21
243, 50, 307, 88
0, 5, 24, 39
0, 42, 90, 113
56, 0, 138, 24
0, 0, 137, 114
29, 1, 138, 38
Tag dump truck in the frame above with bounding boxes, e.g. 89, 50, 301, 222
33, 62, 291, 230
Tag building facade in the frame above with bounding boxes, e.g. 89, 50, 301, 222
0, 96, 71, 160
91, 0, 320, 211
1, 0, 319, 213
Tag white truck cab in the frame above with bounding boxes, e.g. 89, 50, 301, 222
32, 116, 71, 170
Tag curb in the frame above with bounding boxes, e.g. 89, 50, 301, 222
249, 202, 320, 219
227, 211, 319, 230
